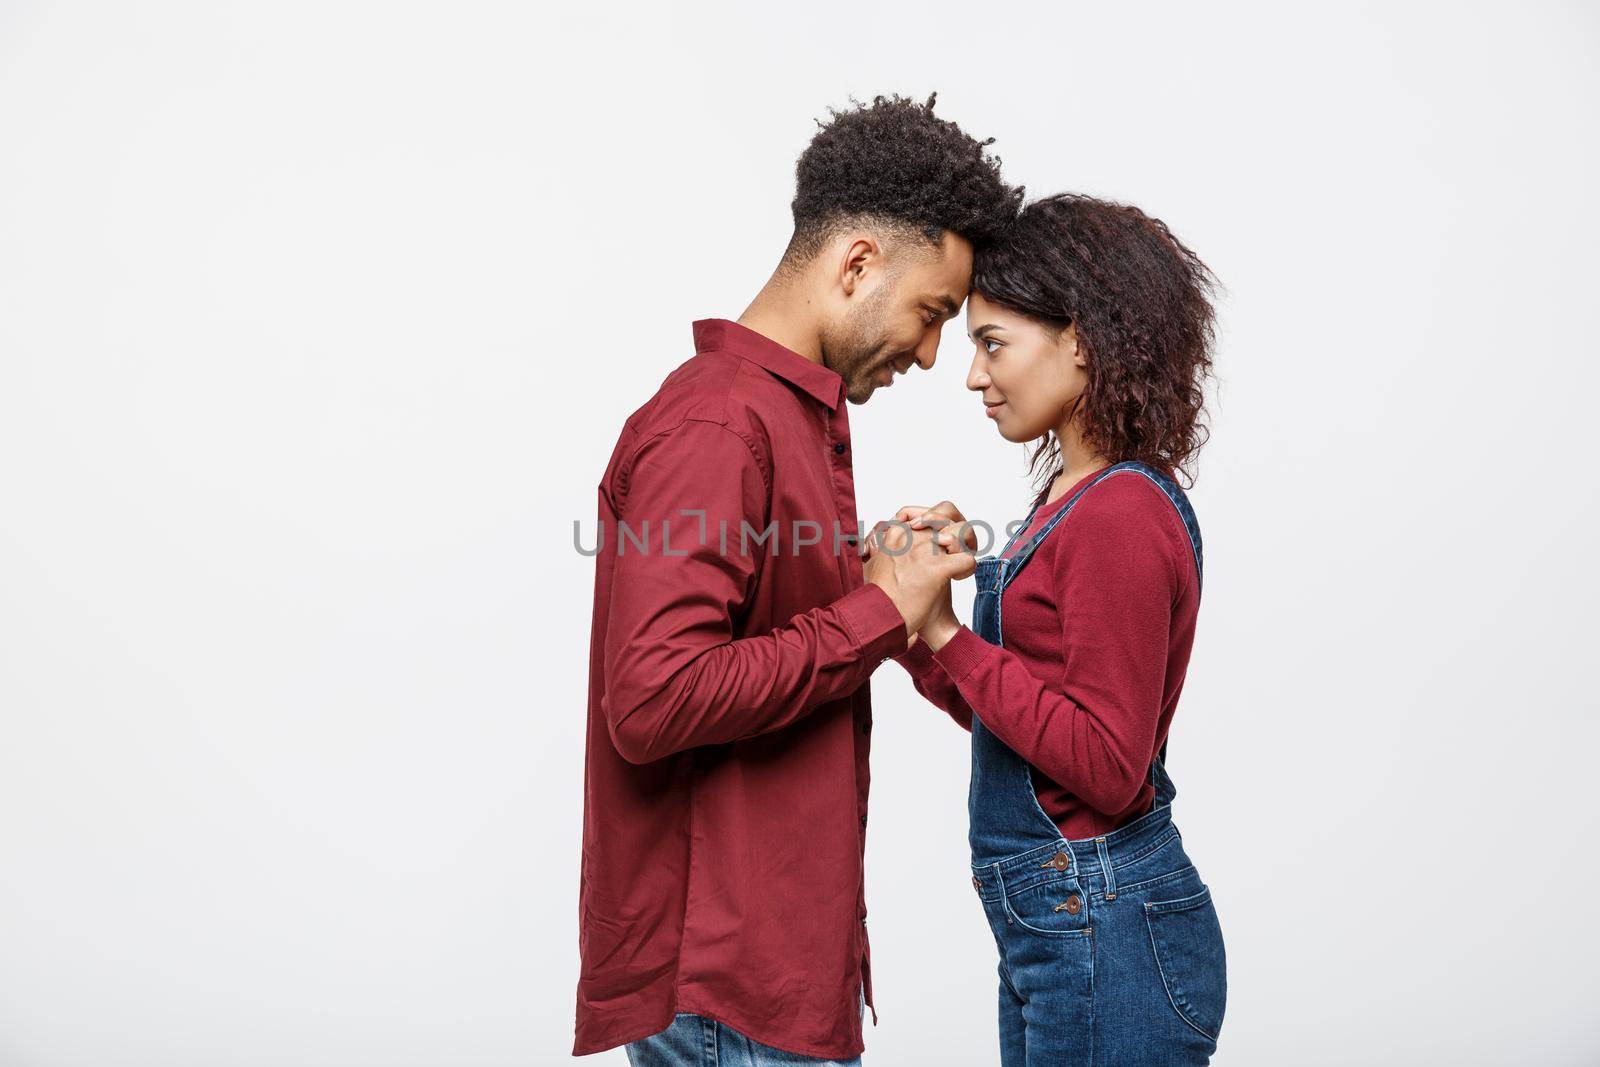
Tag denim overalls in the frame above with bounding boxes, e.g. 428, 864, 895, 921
966, 462, 1227, 1066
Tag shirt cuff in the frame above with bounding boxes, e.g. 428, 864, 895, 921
891, 633, 940, 675
930, 624, 995, 683
837, 583, 910, 664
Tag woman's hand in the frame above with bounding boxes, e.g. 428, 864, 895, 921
891, 501, 976, 651
918, 577, 962, 652
895, 500, 979, 553
862, 513, 974, 653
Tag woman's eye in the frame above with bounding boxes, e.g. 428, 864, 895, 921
983, 339, 1001, 354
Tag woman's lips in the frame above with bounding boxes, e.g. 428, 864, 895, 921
984, 399, 1005, 419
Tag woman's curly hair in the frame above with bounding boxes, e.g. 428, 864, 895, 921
973, 193, 1218, 493
787, 92, 1023, 261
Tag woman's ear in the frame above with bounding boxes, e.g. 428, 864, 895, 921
1061, 322, 1086, 367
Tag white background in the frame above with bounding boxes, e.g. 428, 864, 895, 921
2, 2, 1597, 1064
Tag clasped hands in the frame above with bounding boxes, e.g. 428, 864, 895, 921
861, 501, 979, 653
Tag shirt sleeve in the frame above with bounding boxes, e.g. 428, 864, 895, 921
927, 482, 1187, 813
891, 638, 974, 731
602, 417, 909, 764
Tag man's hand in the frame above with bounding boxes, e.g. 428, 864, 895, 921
863, 501, 979, 652
863, 515, 977, 647
895, 500, 979, 554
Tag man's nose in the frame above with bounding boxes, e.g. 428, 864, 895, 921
914, 329, 941, 370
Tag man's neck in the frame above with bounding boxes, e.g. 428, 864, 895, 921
737, 281, 824, 364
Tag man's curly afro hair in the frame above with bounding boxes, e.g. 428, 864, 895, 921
785, 92, 1023, 265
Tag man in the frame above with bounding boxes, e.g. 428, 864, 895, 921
574, 94, 1021, 1065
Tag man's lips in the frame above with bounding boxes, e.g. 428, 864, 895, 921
875, 358, 913, 387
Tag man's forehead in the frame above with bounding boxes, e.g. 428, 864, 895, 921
910, 233, 973, 297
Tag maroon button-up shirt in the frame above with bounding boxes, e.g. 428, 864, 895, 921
574, 319, 908, 1059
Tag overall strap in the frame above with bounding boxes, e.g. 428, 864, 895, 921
1089, 462, 1204, 768
1025, 462, 1204, 768
1099, 463, 1204, 593
996, 498, 1044, 560
1001, 462, 1140, 581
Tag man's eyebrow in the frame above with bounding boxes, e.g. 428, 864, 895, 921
936, 295, 961, 317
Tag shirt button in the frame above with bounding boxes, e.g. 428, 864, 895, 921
833, 442, 847, 454
860, 814, 868, 827
861, 719, 872, 734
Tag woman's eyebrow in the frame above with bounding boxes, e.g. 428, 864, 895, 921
967, 323, 1004, 340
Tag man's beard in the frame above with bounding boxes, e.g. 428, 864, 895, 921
822, 285, 898, 404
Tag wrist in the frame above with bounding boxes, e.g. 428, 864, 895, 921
921, 616, 961, 652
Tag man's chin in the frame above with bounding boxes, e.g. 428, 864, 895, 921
848, 364, 899, 404
844, 377, 880, 405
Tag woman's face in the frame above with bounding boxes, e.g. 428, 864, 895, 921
964, 292, 1088, 443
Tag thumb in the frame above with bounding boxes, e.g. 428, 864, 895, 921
934, 551, 978, 581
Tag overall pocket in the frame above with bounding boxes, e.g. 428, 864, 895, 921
1000, 875, 1091, 938
1143, 885, 1227, 1041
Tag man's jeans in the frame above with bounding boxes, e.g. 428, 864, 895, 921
624, 990, 866, 1067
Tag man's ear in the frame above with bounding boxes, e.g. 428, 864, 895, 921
837, 235, 881, 299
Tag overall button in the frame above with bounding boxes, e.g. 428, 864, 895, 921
971, 875, 982, 891
1040, 850, 1070, 871
1055, 893, 1082, 915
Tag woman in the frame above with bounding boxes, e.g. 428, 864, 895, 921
886, 193, 1225, 1064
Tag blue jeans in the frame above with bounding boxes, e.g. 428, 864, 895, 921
624, 991, 866, 1067
968, 461, 1226, 1064
975, 813, 1227, 1065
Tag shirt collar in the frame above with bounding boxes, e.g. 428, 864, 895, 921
692, 318, 844, 409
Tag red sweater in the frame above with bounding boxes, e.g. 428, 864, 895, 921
894, 467, 1201, 839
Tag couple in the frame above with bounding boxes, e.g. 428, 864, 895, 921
575, 94, 1225, 1067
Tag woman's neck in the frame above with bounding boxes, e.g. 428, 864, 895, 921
1044, 421, 1109, 504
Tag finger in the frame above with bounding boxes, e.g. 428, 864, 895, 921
876, 520, 916, 553
935, 529, 978, 554
936, 528, 969, 551
914, 501, 966, 530
934, 551, 979, 580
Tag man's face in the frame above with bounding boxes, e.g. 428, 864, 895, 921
822, 230, 974, 405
